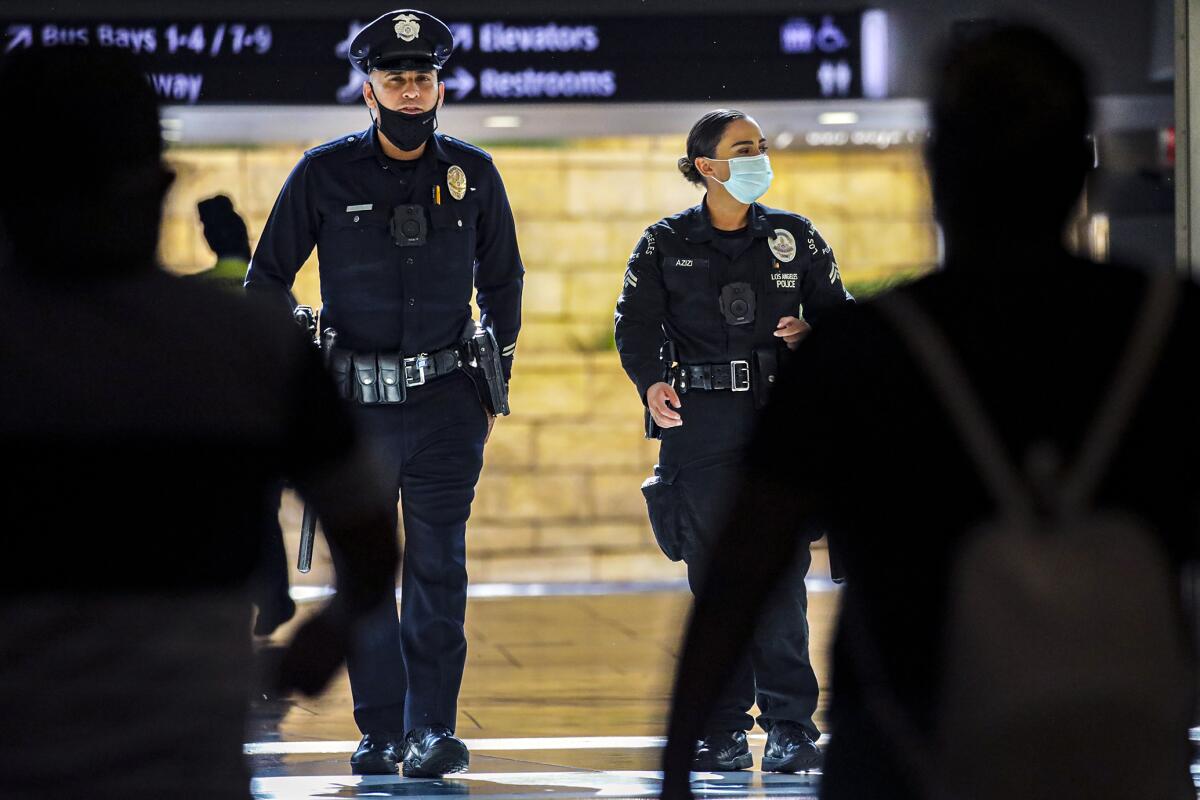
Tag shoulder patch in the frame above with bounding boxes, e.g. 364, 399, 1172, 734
438, 134, 494, 162
304, 134, 361, 159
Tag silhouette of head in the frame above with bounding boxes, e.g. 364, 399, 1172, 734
927, 25, 1091, 255
0, 46, 169, 275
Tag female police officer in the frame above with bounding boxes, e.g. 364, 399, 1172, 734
614, 109, 851, 773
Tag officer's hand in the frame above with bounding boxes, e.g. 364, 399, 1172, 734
774, 316, 812, 350
647, 382, 683, 428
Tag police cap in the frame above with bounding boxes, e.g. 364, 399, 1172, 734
349, 10, 455, 75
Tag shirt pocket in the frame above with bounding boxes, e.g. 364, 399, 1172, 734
426, 203, 477, 306
662, 256, 714, 317
322, 206, 391, 270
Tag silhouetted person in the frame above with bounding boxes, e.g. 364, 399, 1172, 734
661, 25, 1198, 800
0, 46, 399, 800
194, 194, 296, 637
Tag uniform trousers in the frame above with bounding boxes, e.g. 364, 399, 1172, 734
658, 386, 819, 737
331, 370, 488, 735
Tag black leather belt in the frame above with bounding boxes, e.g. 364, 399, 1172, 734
674, 360, 752, 393
397, 346, 464, 387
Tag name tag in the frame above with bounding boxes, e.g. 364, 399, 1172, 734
346, 203, 373, 212
671, 257, 709, 269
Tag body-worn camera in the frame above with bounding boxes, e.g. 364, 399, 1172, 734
390, 204, 427, 247
719, 282, 756, 326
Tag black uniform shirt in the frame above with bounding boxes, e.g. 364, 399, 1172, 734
246, 127, 524, 376
614, 200, 852, 400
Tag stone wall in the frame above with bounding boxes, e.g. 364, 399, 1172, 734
161, 136, 935, 582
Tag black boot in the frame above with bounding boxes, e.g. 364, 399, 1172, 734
692, 730, 753, 771
402, 726, 470, 777
762, 721, 822, 773
350, 733, 400, 775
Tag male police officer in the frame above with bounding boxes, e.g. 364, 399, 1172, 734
245, 9, 523, 778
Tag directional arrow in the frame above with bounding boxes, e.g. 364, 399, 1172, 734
442, 67, 475, 101
5, 25, 34, 53
449, 23, 473, 52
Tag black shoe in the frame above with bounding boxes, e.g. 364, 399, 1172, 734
402, 726, 470, 777
692, 730, 753, 771
762, 721, 822, 773
351, 733, 400, 775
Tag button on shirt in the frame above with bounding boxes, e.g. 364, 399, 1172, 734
614, 201, 852, 400
246, 128, 523, 376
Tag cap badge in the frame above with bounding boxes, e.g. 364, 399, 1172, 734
447, 165, 467, 200
769, 228, 797, 263
393, 13, 421, 42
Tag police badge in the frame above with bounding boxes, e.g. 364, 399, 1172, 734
447, 165, 467, 200
393, 13, 421, 42
769, 228, 797, 263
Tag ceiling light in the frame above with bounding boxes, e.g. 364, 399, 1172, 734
818, 112, 859, 126
483, 115, 522, 129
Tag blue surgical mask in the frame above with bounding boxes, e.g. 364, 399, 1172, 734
707, 154, 773, 204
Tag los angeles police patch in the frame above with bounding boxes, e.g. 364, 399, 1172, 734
769, 229, 797, 263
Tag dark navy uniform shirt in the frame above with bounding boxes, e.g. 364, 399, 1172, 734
614, 200, 852, 400
246, 127, 523, 376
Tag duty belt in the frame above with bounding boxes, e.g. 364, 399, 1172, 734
674, 360, 752, 393
331, 343, 465, 404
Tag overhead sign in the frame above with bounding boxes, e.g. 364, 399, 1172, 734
1, 12, 888, 105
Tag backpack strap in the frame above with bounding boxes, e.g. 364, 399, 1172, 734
876, 273, 1179, 519
876, 290, 1036, 520
1063, 274, 1179, 510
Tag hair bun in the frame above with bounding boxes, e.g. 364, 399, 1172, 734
678, 156, 706, 186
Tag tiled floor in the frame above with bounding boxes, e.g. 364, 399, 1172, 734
247, 581, 839, 798
248, 581, 1200, 799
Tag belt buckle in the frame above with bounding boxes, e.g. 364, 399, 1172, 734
730, 360, 751, 392
405, 354, 428, 387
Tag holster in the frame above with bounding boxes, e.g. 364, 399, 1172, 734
645, 339, 677, 440
329, 349, 353, 400
464, 320, 510, 416
640, 464, 688, 562
752, 345, 781, 408
645, 409, 662, 440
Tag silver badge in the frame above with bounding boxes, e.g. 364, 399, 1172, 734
769, 228, 797, 263
393, 13, 421, 42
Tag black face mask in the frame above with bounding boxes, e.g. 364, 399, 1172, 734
372, 97, 438, 152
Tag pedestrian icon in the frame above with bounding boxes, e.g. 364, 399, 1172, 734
817, 60, 853, 97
